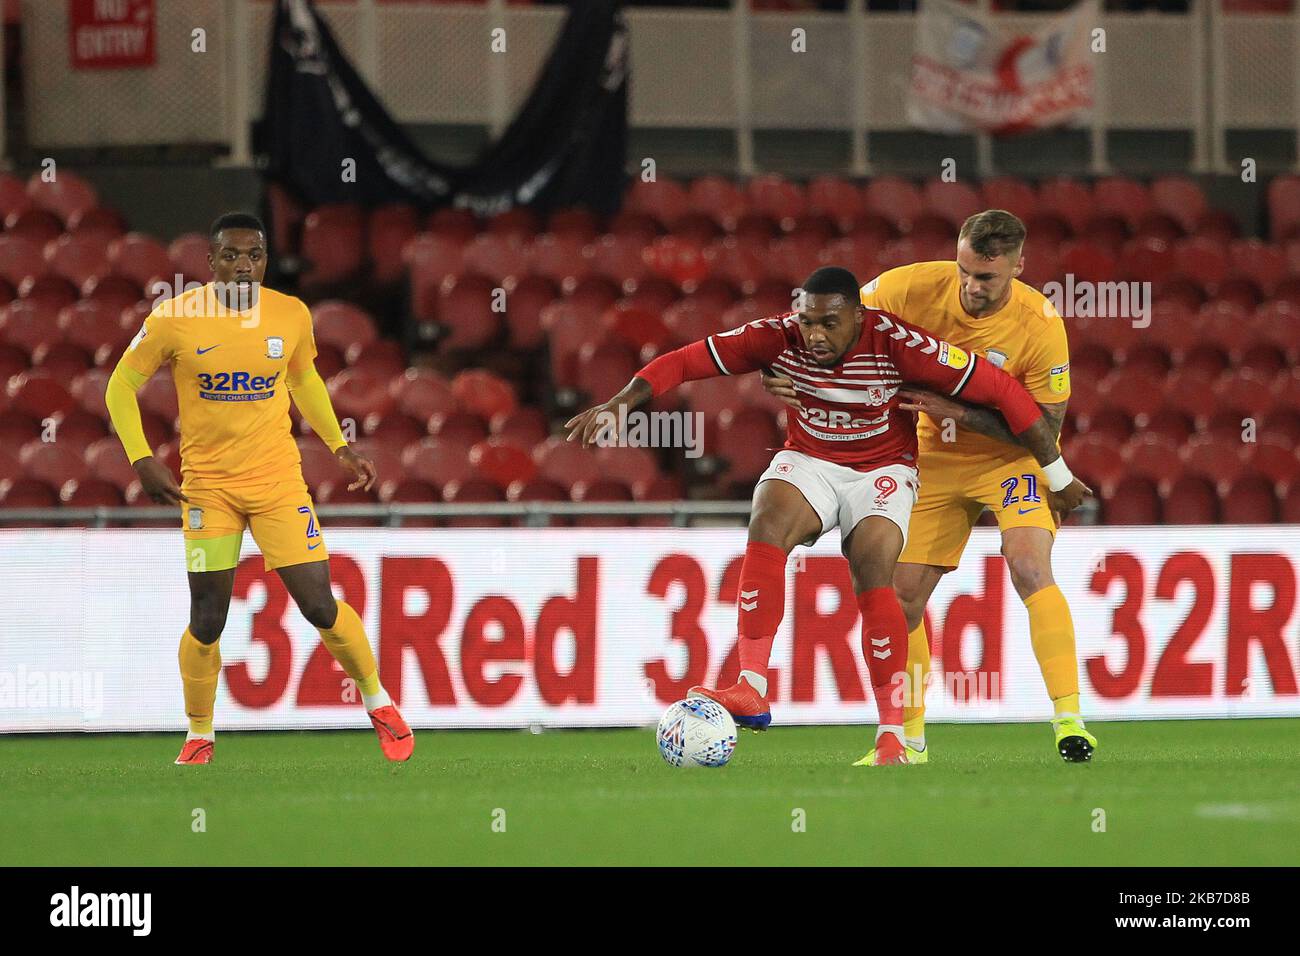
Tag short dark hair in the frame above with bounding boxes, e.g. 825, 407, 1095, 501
801, 266, 861, 305
210, 212, 266, 243
959, 209, 1026, 258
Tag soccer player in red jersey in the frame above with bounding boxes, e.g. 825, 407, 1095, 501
566, 267, 1088, 765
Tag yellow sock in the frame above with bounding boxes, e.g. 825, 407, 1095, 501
178, 628, 220, 735
318, 600, 379, 685
1023, 584, 1080, 716
902, 619, 931, 742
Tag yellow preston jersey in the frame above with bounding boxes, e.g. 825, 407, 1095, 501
861, 260, 1071, 466
119, 284, 318, 489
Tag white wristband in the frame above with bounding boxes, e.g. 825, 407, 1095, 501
1042, 456, 1074, 493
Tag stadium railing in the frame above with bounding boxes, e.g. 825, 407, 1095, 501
0, 501, 755, 528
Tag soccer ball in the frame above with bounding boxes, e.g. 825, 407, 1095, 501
656, 697, 737, 768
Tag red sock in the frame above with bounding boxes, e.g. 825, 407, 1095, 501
856, 587, 908, 727
735, 541, 787, 689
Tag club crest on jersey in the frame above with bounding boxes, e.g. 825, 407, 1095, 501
938, 342, 969, 370
1050, 363, 1070, 394
867, 386, 887, 405
188, 508, 204, 531
265, 336, 284, 359
985, 348, 1009, 369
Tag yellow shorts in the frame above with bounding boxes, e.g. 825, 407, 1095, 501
900, 450, 1058, 571
179, 477, 328, 573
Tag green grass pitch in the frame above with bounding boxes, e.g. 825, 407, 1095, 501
3, 719, 1298, 866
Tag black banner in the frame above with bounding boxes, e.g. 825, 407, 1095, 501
254, 0, 628, 217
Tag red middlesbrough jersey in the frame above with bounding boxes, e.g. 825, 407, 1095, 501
703, 309, 988, 472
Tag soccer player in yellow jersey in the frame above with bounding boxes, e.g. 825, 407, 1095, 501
764, 210, 1098, 762
105, 213, 414, 765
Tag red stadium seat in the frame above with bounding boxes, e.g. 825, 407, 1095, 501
1065, 434, 1126, 489
1219, 474, 1278, 524
360, 411, 425, 447
1244, 438, 1300, 487
1038, 178, 1093, 233
532, 436, 602, 490
1098, 368, 1164, 418
981, 177, 1039, 220
0, 235, 48, 287
462, 233, 530, 285
300, 204, 365, 289
7, 370, 76, 418
1121, 434, 1183, 482
543, 299, 611, 389
501, 274, 560, 351
20, 438, 90, 487
27, 170, 97, 225
1094, 176, 1153, 229
436, 273, 503, 352
528, 233, 594, 287
589, 234, 652, 287
1138, 407, 1193, 444
623, 177, 689, 229
1261, 407, 1300, 446
429, 408, 488, 447
490, 406, 550, 452
85, 437, 139, 492
1151, 176, 1207, 234
569, 477, 634, 527
390, 368, 457, 423
312, 300, 378, 356
865, 176, 923, 232
6, 209, 63, 247
575, 341, 638, 403
136, 371, 179, 422
346, 339, 405, 378
0, 299, 62, 357
1268, 175, 1300, 241
404, 234, 465, 322
469, 438, 538, 490
1101, 475, 1161, 524
712, 406, 780, 485
921, 179, 982, 232
688, 176, 749, 232
31, 341, 92, 380
419, 208, 475, 245
1120, 236, 1176, 284
485, 208, 540, 242
398, 436, 474, 491
1180, 434, 1247, 486
1160, 474, 1218, 524
592, 444, 661, 488
748, 175, 806, 227
1078, 407, 1133, 444
807, 175, 865, 228
329, 368, 396, 422
450, 369, 516, 422
1057, 240, 1119, 284
108, 233, 174, 291
367, 204, 420, 286
0, 477, 60, 511
1215, 368, 1275, 419
441, 478, 508, 527
0, 342, 27, 382
59, 478, 124, 509
1161, 368, 1221, 420
167, 233, 213, 284
663, 297, 726, 345
620, 276, 680, 315
0, 173, 31, 222
1228, 239, 1288, 297
68, 206, 127, 240
70, 368, 112, 420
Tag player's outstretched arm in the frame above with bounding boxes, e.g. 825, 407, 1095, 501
105, 363, 188, 505
565, 338, 734, 446
285, 366, 375, 490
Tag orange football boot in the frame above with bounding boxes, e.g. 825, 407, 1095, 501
368, 705, 414, 761
174, 738, 214, 765
688, 681, 771, 731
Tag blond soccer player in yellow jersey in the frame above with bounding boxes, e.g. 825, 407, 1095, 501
105, 212, 414, 765
763, 210, 1098, 763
